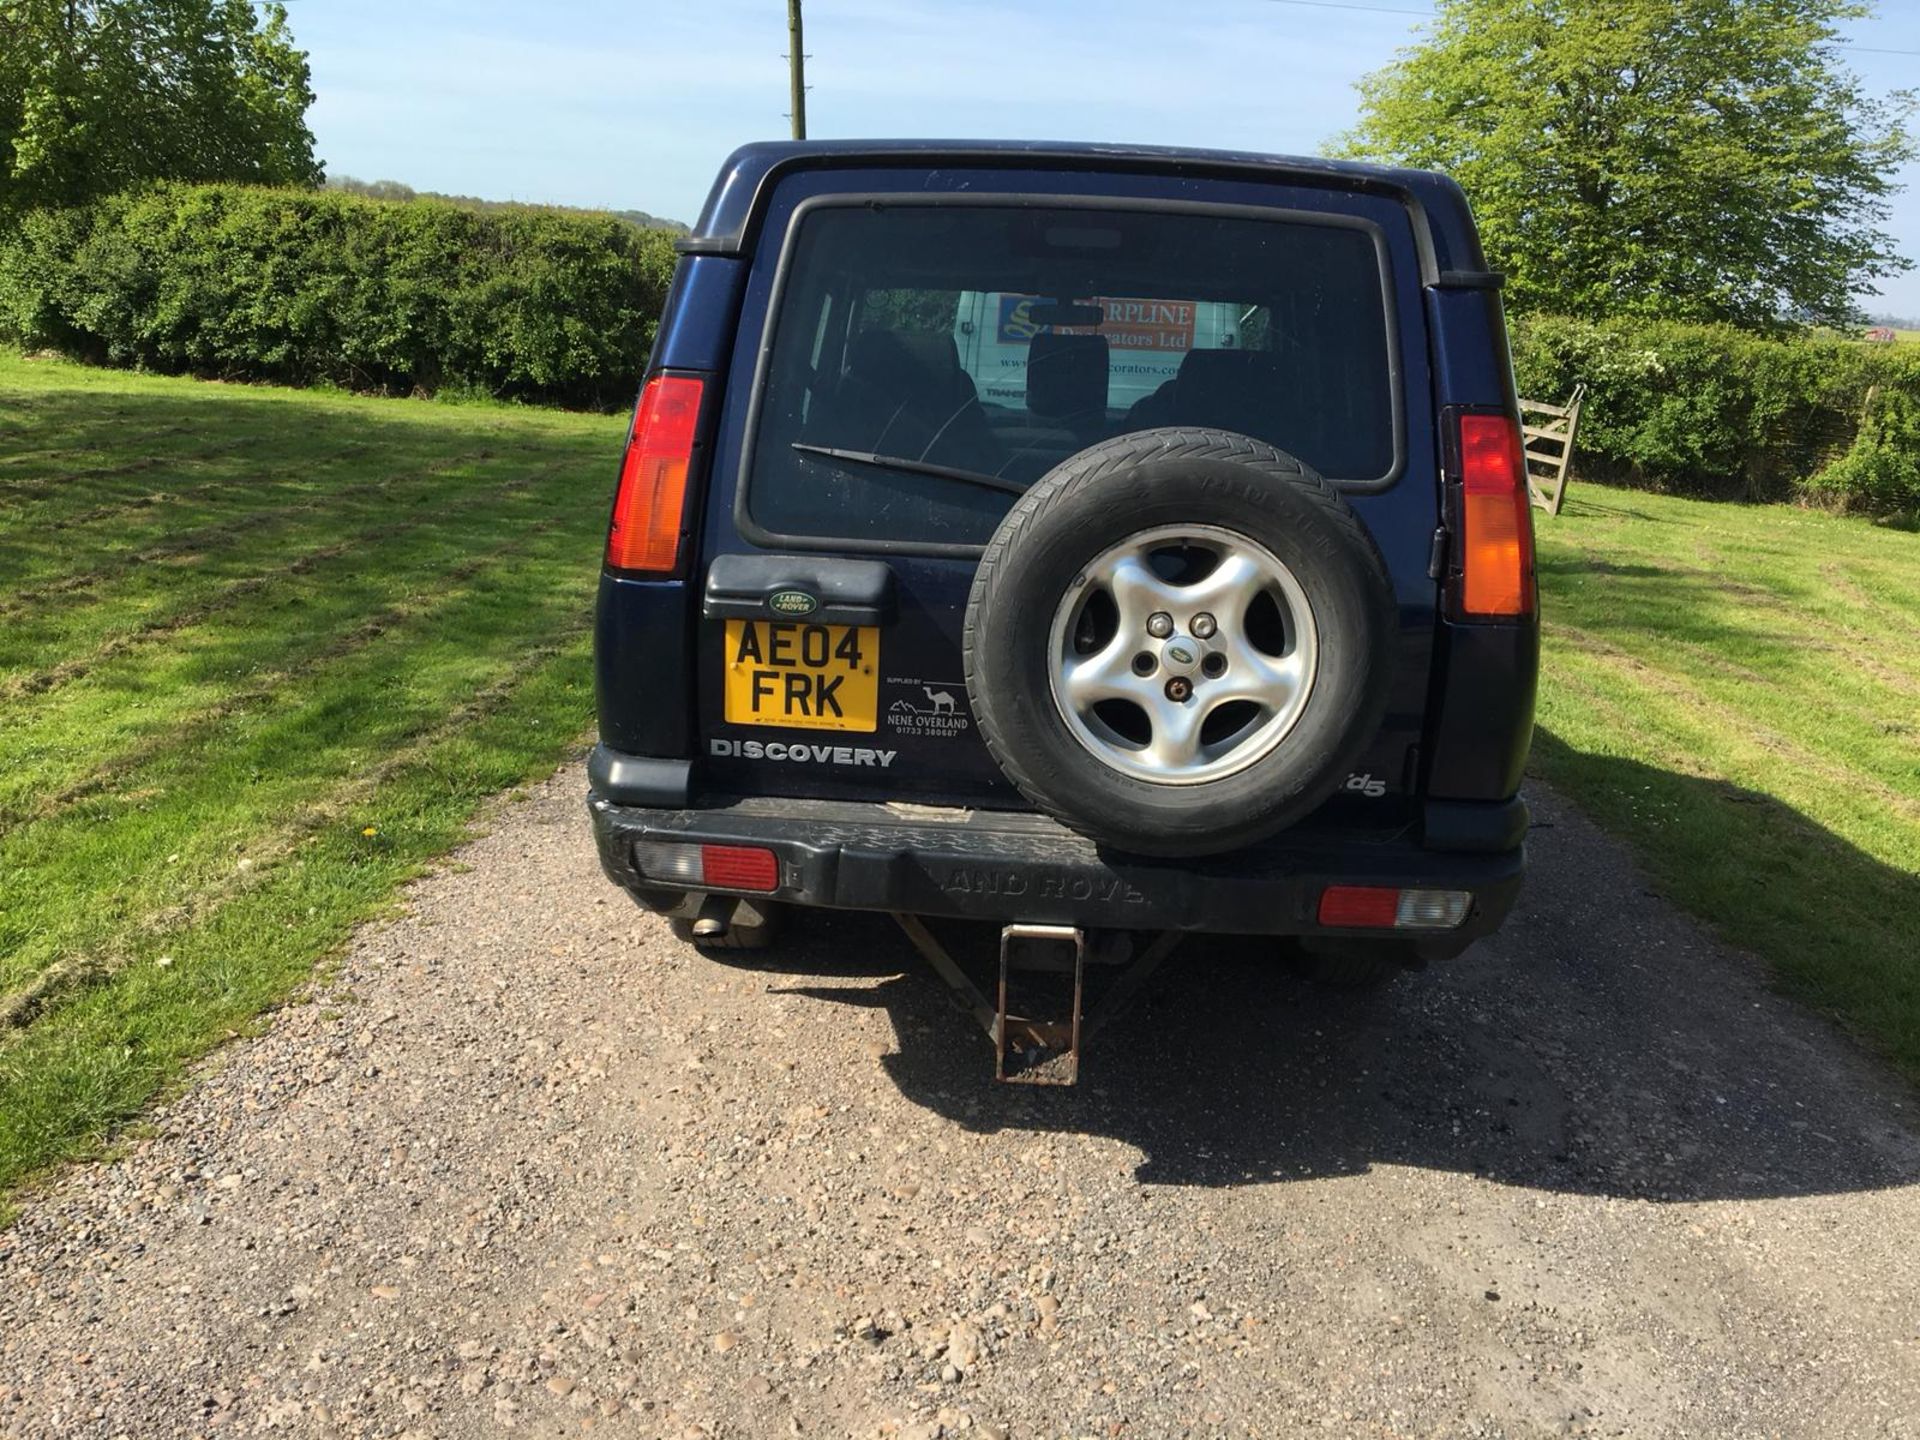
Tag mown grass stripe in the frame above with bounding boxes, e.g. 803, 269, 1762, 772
1679, 536, 1920, 667
0, 508, 587, 853
0, 445, 526, 629
0, 515, 569, 836
15, 434, 527, 547
1544, 630, 1920, 847
1816, 558, 1920, 630
0, 619, 590, 1032
0, 493, 590, 828
0, 435, 270, 505
24, 440, 376, 537
1541, 528, 1920, 793
0, 469, 547, 700
0, 637, 597, 1194
0, 529, 600, 994
1, 459, 447, 620
0, 431, 197, 473
1544, 609, 1920, 799
28, 432, 553, 540
1566, 549, 1920, 673
0, 425, 264, 481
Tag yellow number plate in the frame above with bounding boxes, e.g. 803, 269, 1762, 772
723, 620, 879, 732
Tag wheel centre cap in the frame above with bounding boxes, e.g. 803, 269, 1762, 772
1160, 636, 1202, 675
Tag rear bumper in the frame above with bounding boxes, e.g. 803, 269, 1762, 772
588, 761, 1528, 941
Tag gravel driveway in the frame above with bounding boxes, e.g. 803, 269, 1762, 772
3, 768, 1917, 1440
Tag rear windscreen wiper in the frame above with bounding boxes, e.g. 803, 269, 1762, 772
790, 442, 1027, 496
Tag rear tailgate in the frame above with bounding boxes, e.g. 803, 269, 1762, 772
686, 163, 1444, 817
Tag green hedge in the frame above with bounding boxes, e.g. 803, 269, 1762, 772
6, 191, 1916, 505
0, 184, 678, 409
1511, 314, 1920, 516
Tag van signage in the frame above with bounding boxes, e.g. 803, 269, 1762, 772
995, 294, 1197, 352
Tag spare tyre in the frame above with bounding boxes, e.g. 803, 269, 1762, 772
964, 427, 1397, 857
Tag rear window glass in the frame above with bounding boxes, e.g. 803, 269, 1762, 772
744, 202, 1397, 548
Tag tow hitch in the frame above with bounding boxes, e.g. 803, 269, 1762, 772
997, 924, 1084, 1082
892, 915, 1181, 1085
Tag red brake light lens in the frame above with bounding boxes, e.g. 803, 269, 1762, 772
699, 845, 779, 893
606, 375, 703, 573
1457, 412, 1534, 617
1318, 885, 1403, 928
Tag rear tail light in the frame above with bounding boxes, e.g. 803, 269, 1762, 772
1456, 412, 1535, 617
1318, 885, 1472, 929
632, 840, 780, 893
606, 374, 703, 573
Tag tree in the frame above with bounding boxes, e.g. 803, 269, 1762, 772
1335, 0, 1915, 329
0, 0, 320, 217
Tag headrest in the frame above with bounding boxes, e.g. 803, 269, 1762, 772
844, 328, 918, 383
892, 331, 965, 382
845, 328, 972, 406
1170, 349, 1283, 430
1027, 332, 1110, 417
1174, 347, 1275, 387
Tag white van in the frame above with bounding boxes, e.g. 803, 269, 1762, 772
952, 292, 1245, 413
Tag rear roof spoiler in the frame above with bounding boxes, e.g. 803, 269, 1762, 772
675, 140, 1494, 289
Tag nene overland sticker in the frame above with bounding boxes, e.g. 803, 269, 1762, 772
886, 676, 973, 740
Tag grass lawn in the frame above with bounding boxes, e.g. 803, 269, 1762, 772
1533, 488, 1920, 1080
0, 351, 624, 1200
3, 350, 1916, 1205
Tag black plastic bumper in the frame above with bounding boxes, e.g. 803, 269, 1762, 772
587, 780, 1528, 939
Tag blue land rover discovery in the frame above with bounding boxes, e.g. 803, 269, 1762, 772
587, 141, 1536, 1077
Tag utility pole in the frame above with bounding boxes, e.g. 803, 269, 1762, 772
786, 0, 808, 140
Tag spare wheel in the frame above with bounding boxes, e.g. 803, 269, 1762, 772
963, 427, 1397, 857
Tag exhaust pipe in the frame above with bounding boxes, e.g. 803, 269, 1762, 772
689, 893, 733, 939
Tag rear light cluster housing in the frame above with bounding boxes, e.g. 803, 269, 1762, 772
606, 373, 704, 574
1453, 410, 1535, 619
633, 841, 780, 894
1318, 885, 1473, 930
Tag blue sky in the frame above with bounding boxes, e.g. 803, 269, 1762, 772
295, 0, 1920, 316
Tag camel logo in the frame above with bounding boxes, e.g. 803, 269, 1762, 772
886, 682, 970, 739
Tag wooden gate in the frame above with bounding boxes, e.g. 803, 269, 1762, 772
1519, 383, 1586, 516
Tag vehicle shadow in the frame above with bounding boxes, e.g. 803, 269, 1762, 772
737, 755, 1920, 1200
